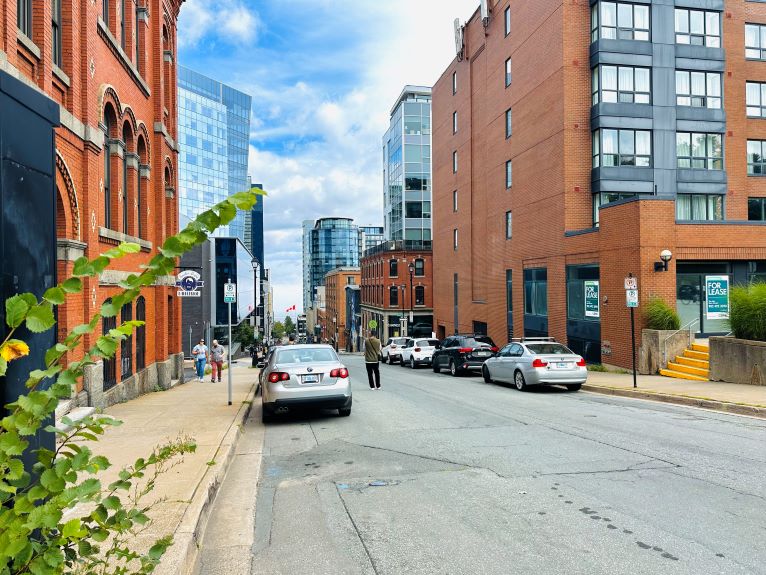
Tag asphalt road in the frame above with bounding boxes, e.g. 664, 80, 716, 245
201, 354, 766, 575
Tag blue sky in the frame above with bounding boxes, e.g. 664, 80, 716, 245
178, 0, 477, 319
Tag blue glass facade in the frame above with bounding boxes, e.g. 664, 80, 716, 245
302, 218, 360, 309
178, 66, 252, 240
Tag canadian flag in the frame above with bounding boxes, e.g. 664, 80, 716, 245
285, 304, 296, 312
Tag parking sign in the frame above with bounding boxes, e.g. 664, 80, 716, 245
224, 283, 236, 303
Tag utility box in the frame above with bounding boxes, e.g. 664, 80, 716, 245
0, 69, 61, 464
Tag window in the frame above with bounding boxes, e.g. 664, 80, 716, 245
414, 258, 425, 277
746, 24, 766, 60
676, 133, 723, 170
505, 108, 512, 138
524, 268, 548, 317
505, 58, 512, 87
675, 71, 722, 109
452, 71, 457, 95
415, 286, 425, 306
120, 303, 132, 380
389, 259, 398, 278
504, 6, 511, 36
593, 192, 637, 226
592, 129, 651, 167
506, 211, 512, 239
17, 0, 32, 37
103, 0, 109, 23
591, 2, 650, 42
592, 65, 650, 105
135, 5, 141, 65
748, 140, 766, 175
506, 160, 513, 188
389, 286, 399, 307
676, 194, 724, 220
675, 9, 720, 47
52, 0, 62, 67
102, 310, 117, 391
347, 276, 355, 285
453, 111, 458, 134
747, 82, 766, 117
453, 151, 458, 173
135, 296, 146, 370
120, 0, 126, 49
567, 265, 600, 321
103, 119, 113, 229
122, 142, 128, 233
749, 198, 766, 220
453, 229, 458, 250
453, 190, 458, 212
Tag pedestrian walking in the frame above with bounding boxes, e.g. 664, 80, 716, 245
210, 339, 226, 382
192, 339, 208, 382
364, 330, 382, 390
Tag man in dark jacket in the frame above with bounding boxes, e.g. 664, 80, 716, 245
363, 330, 382, 389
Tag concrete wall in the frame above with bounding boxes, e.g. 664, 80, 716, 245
639, 329, 689, 375
709, 337, 766, 386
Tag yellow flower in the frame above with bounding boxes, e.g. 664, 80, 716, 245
1, 340, 30, 362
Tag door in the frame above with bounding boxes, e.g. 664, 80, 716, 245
494, 345, 513, 380
677, 265, 732, 336
506, 344, 524, 377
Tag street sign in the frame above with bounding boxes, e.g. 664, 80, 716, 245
368, 319, 378, 329
705, 275, 730, 319
176, 270, 204, 297
626, 289, 639, 308
584, 280, 600, 318
224, 282, 236, 304
624, 277, 638, 290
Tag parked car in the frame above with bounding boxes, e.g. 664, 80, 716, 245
381, 337, 410, 364
400, 338, 442, 369
432, 334, 498, 376
482, 338, 587, 391
260, 344, 352, 422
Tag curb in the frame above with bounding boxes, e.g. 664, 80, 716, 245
155, 383, 256, 575
582, 384, 766, 419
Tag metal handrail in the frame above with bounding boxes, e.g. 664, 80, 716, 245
662, 318, 699, 365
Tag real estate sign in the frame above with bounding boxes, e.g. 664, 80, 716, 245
705, 275, 730, 320
584, 280, 600, 318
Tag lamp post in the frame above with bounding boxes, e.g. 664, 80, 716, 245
251, 257, 260, 342
408, 262, 415, 337
399, 284, 406, 337
333, 316, 337, 351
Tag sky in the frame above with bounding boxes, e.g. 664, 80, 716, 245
178, 0, 478, 320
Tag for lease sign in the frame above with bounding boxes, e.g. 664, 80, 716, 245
705, 275, 730, 320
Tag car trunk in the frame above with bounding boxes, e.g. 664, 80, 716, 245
277, 362, 339, 387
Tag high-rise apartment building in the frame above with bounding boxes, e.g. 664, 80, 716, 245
359, 225, 385, 255
433, 0, 766, 369
178, 66, 252, 239
302, 218, 360, 310
383, 86, 432, 245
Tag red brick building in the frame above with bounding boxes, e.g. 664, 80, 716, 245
433, 0, 766, 368
361, 242, 434, 340
324, 267, 360, 351
1, 0, 184, 406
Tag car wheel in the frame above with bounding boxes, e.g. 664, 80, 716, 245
261, 404, 274, 423
382, 354, 388, 364
566, 383, 582, 392
514, 370, 527, 391
482, 365, 493, 383
339, 407, 351, 417
410, 357, 417, 369
399, 357, 407, 367
449, 360, 459, 377
432, 359, 440, 373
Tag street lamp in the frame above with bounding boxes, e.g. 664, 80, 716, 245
399, 284, 406, 337
251, 257, 260, 342
408, 262, 415, 337
332, 316, 338, 351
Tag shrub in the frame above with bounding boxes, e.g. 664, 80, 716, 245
730, 282, 766, 341
644, 297, 681, 331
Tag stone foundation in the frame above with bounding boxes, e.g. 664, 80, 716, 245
171, 352, 185, 383
81, 357, 178, 410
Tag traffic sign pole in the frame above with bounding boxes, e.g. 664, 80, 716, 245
224, 279, 237, 406
625, 274, 638, 389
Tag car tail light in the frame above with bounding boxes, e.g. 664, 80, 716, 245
491, 346, 499, 353
576, 358, 586, 367
414, 347, 421, 352
532, 359, 548, 368
268, 372, 290, 383
458, 347, 473, 353
330, 368, 349, 378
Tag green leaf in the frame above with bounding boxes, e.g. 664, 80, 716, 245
96, 337, 117, 357
160, 236, 186, 258
43, 287, 66, 305
62, 518, 87, 539
102, 495, 121, 510
197, 209, 221, 232
61, 277, 82, 294
72, 257, 94, 277
40, 469, 65, 493
91, 256, 110, 274
6, 458, 24, 480
100, 301, 118, 318
229, 190, 261, 210
217, 202, 237, 225
44, 343, 69, 366
0, 430, 27, 455
26, 303, 56, 333
0, 357, 7, 377
27, 485, 48, 502
72, 322, 95, 335
5, 295, 30, 328
120, 242, 141, 254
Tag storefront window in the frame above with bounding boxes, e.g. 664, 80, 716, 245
567, 266, 600, 321
524, 268, 548, 316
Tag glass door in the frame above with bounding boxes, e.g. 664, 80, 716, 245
676, 268, 732, 336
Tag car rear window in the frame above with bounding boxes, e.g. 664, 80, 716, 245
276, 348, 338, 363
464, 336, 495, 347
526, 344, 573, 355
393, 338, 408, 345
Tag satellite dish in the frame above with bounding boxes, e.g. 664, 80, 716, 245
454, 18, 464, 59
480, 0, 490, 27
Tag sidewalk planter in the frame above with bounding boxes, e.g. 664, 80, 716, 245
639, 329, 689, 375
709, 337, 766, 386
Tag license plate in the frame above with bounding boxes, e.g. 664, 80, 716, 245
475, 351, 490, 357
302, 374, 319, 383
555, 362, 571, 369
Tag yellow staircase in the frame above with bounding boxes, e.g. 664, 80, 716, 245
660, 343, 710, 381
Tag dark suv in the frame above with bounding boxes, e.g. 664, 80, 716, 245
432, 334, 498, 376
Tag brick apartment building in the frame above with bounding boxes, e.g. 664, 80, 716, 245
361, 242, 434, 340
323, 267, 360, 351
0, 0, 184, 406
433, 0, 766, 368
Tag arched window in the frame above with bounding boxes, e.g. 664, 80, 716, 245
415, 286, 425, 306
120, 303, 132, 379
102, 302, 117, 391
389, 286, 399, 307
103, 105, 118, 229
122, 121, 134, 234
136, 135, 147, 238
135, 296, 146, 370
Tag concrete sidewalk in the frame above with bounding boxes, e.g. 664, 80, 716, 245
584, 371, 766, 418
81, 360, 260, 574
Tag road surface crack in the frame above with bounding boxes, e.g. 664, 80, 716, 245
335, 484, 381, 575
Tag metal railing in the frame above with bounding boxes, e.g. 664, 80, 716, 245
662, 318, 699, 365
363, 240, 432, 258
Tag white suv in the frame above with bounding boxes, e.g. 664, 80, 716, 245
400, 338, 441, 369
381, 337, 410, 364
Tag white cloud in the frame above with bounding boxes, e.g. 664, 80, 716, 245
178, 0, 260, 48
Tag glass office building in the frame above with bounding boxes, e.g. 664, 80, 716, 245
383, 86, 432, 245
302, 218, 360, 310
178, 66, 252, 240
359, 225, 384, 256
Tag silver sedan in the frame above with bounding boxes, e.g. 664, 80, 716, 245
261, 344, 352, 422
482, 340, 587, 391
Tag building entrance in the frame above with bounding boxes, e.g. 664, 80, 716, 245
676, 263, 731, 337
